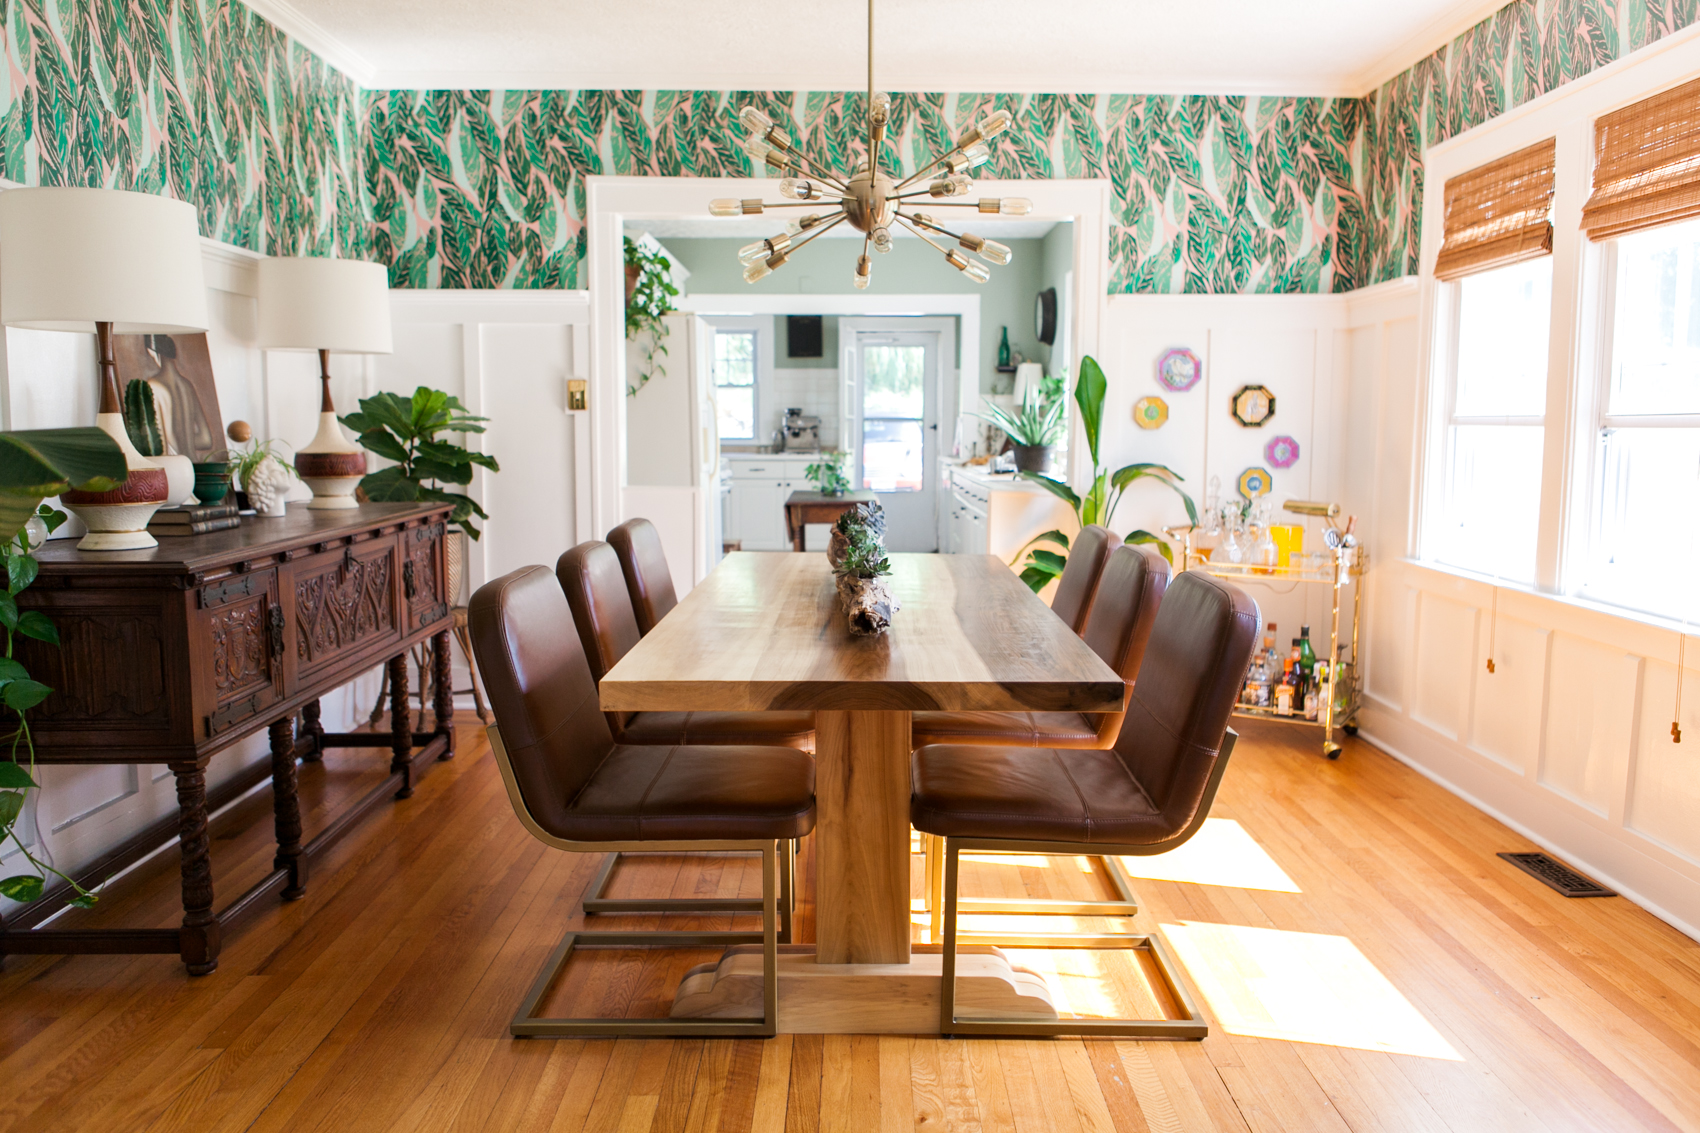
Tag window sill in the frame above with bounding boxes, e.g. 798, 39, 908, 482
1404, 556, 1700, 638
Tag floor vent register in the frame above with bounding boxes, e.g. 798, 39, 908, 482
1497, 852, 1617, 898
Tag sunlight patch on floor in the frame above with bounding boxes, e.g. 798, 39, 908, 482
1163, 921, 1462, 1060
1116, 818, 1302, 892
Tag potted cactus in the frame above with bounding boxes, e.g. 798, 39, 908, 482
121, 380, 193, 507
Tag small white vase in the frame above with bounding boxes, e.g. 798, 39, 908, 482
153, 453, 196, 506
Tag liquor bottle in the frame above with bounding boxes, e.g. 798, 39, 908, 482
998, 326, 1011, 368
1298, 625, 1317, 684
1275, 659, 1296, 715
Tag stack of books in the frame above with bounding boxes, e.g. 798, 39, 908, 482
148, 503, 242, 537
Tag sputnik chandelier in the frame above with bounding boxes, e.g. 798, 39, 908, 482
708, 0, 1031, 289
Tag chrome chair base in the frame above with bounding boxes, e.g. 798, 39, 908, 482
512, 841, 781, 1038
936, 834, 1207, 1038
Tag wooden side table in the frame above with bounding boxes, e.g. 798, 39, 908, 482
0, 502, 455, 974
783, 490, 879, 552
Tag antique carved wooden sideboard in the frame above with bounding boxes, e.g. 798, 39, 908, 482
0, 502, 456, 974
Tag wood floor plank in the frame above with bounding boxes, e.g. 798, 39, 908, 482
783, 1034, 823, 1133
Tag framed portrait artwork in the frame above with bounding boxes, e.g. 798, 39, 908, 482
113, 333, 227, 460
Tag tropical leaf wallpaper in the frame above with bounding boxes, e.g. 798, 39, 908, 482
361, 90, 1366, 292
4, 0, 1699, 293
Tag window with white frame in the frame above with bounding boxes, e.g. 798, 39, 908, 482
1430, 257, 1553, 583
1580, 218, 1700, 622
1425, 140, 1556, 585
713, 329, 757, 441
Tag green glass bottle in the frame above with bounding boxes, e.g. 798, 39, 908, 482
1298, 625, 1317, 682
998, 326, 1011, 368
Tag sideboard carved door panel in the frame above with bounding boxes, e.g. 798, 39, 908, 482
291, 537, 403, 680
404, 522, 449, 632
196, 569, 285, 738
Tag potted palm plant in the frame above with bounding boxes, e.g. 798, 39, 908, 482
975, 386, 1066, 473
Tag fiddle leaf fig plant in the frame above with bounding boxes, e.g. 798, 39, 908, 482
0, 425, 128, 909
804, 451, 850, 496
1012, 356, 1197, 591
342, 387, 500, 540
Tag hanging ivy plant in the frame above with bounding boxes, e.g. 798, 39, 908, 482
626, 236, 679, 397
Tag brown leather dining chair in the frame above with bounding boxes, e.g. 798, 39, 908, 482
911, 569, 1260, 1037
914, 544, 1169, 925
608, 518, 677, 636
558, 540, 814, 923
1046, 524, 1120, 634
470, 565, 816, 1037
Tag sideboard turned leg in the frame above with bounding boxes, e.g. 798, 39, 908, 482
170, 761, 220, 975
389, 653, 413, 799
432, 629, 455, 760
299, 698, 324, 763
270, 717, 306, 900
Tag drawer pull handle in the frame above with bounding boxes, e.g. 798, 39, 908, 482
403, 560, 417, 600
268, 605, 285, 664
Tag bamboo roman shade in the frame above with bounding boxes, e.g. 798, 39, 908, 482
1434, 139, 1556, 280
1582, 76, 1700, 240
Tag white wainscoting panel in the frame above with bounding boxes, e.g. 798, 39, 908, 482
1467, 616, 1549, 774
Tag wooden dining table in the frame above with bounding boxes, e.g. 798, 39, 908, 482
600, 551, 1125, 1033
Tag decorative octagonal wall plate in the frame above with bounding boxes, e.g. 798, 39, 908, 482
1264, 434, 1300, 468
1133, 396, 1169, 429
1157, 348, 1202, 392
1237, 466, 1273, 500
1231, 384, 1276, 427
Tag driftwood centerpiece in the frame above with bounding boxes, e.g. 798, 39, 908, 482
826, 501, 900, 635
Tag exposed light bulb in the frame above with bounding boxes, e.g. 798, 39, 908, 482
738, 240, 770, 265
871, 92, 892, 117
779, 178, 821, 201
979, 109, 1012, 139
961, 142, 991, 168
743, 260, 773, 283
740, 106, 773, 135
978, 198, 1033, 216
872, 226, 893, 252
710, 199, 742, 217
946, 249, 990, 283
929, 173, 972, 198
854, 254, 872, 290
741, 134, 772, 162
979, 238, 1012, 266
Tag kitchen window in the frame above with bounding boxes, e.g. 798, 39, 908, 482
713, 328, 757, 441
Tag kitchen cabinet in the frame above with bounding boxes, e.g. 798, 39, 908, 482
724, 455, 822, 550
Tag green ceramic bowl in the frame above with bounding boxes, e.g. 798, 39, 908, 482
192, 461, 232, 505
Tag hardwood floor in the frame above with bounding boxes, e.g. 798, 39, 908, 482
3, 714, 1699, 1131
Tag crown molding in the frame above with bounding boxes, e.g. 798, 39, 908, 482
242, 0, 377, 87
1349, 0, 1513, 95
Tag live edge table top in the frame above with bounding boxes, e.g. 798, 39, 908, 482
599, 551, 1123, 714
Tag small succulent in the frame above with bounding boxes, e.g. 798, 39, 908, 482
830, 502, 891, 580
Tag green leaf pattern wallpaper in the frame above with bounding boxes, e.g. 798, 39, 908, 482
4, 0, 1699, 293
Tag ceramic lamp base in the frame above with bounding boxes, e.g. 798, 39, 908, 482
295, 448, 366, 511
62, 466, 171, 552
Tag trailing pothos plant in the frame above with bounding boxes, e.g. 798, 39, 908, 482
1014, 356, 1198, 592
626, 236, 679, 397
0, 427, 129, 907
343, 387, 500, 540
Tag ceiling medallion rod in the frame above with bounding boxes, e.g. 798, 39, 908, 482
708, 0, 1031, 289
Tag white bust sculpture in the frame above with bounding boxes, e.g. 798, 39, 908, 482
246, 455, 294, 518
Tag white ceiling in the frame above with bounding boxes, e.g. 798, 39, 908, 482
252, 0, 1509, 97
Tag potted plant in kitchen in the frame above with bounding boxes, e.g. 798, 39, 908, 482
804, 451, 851, 497
1012, 356, 1198, 592
975, 385, 1065, 473
626, 236, 679, 397
0, 426, 128, 908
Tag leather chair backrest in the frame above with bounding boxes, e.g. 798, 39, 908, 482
1115, 571, 1261, 837
1080, 545, 1171, 680
557, 541, 643, 683
1049, 526, 1120, 634
469, 565, 616, 838
608, 518, 679, 636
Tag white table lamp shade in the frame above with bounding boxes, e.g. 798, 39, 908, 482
257, 257, 393, 354
0, 187, 209, 334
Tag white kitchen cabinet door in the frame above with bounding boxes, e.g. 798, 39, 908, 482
729, 479, 789, 550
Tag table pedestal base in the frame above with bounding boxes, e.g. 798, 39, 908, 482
671, 945, 1057, 1034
